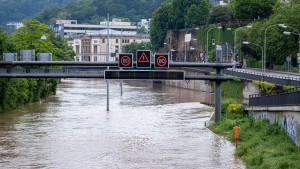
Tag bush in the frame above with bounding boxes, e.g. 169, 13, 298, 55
226, 103, 244, 119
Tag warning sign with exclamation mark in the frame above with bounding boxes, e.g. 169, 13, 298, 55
137, 50, 151, 68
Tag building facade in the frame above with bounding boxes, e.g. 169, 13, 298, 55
53, 19, 138, 38
71, 29, 149, 62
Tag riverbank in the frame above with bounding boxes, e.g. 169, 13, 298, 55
209, 114, 300, 168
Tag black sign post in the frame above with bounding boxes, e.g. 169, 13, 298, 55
136, 50, 151, 68
119, 53, 133, 68
154, 54, 169, 68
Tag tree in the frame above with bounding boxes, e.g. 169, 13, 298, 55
185, 5, 201, 28
169, 0, 201, 29
232, 0, 278, 20
10, 19, 74, 61
0, 29, 10, 59
208, 5, 234, 24
150, 2, 172, 51
124, 41, 152, 60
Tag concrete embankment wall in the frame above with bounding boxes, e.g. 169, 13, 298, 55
163, 71, 214, 93
248, 106, 300, 146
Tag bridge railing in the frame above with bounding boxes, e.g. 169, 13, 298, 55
249, 87, 300, 107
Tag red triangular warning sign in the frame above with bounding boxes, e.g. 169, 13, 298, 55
138, 52, 150, 62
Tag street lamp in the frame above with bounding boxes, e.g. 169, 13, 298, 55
283, 30, 300, 53
242, 41, 264, 80
184, 27, 199, 62
283, 29, 300, 73
264, 23, 287, 73
206, 26, 222, 62
233, 25, 252, 62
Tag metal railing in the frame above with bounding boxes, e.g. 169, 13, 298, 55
223, 69, 300, 86
249, 87, 300, 107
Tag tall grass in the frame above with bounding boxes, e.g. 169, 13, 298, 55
210, 117, 300, 168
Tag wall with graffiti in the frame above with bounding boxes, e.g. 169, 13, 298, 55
254, 111, 300, 146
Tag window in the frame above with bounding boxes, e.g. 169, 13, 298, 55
94, 45, 98, 53
94, 57, 97, 62
102, 39, 105, 43
94, 40, 98, 43
76, 46, 80, 54
115, 46, 119, 53
116, 39, 119, 43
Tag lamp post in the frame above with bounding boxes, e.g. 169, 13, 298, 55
264, 24, 287, 73
206, 26, 222, 62
283, 31, 300, 53
242, 41, 264, 80
283, 29, 300, 73
233, 25, 252, 62
184, 27, 199, 62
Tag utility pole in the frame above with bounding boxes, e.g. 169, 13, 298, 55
106, 13, 110, 111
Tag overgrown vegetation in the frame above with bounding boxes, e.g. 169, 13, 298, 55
210, 101, 300, 169
0, 19, 74, 113
0, 78, 58, 112
221, 79, 245, 100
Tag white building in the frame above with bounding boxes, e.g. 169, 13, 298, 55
72, 29, 150, 62
53, 19, 138, 38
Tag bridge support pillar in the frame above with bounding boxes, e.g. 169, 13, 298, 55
215, 68, 222, 123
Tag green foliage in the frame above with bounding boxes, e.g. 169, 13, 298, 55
185, 0, 210, 27
150, 2, 172, 51
10, 19, 74, 61
0, 29, 9, 56
0, 20, 66, 113
222, 80, 245, 100
221, 99, 235, 115
232, 0, 278, 20
252, 80, 276, 94
124, 41, 152, 60
247, 57, 263, 68
36, 0, 167, 24
0, 0, 75, 26
210, 117, 300, 168
226, 103, 244, 119
208, 5, 234, 24
0, 78, 58, 113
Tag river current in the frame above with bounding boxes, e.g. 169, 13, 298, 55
0, 79, 245, 168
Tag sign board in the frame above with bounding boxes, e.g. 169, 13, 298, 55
286, 56, 292, 62
104, 70, 185, 80
185, 33, 191, 42
20, 50, 35, 61
118, 53, 133, 68
154, 54, 169, 68
136, 50, 151, 68
297, 53, 300, 63
3, 53, 18, 61
38, 53, 52, 61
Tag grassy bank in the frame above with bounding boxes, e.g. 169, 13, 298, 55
209, 114, 300, 168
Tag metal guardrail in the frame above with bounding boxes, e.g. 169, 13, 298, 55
249, 89, 300, 107
185, 67, 300, 86
223, 69, 300, 86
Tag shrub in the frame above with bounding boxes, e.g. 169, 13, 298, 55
226, 103, 244, 119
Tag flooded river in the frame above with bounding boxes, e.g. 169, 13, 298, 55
0, 79, 245, 168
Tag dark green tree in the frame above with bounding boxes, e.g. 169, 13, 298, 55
232, 0, 278, 20
150, 2, 172, 51
208, 5, 234, 24
169, 0, 201, 29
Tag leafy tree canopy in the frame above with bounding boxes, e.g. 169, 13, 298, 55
0, 0, 76, 25
232, 0, 278, 20
10, 19, 74, 61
